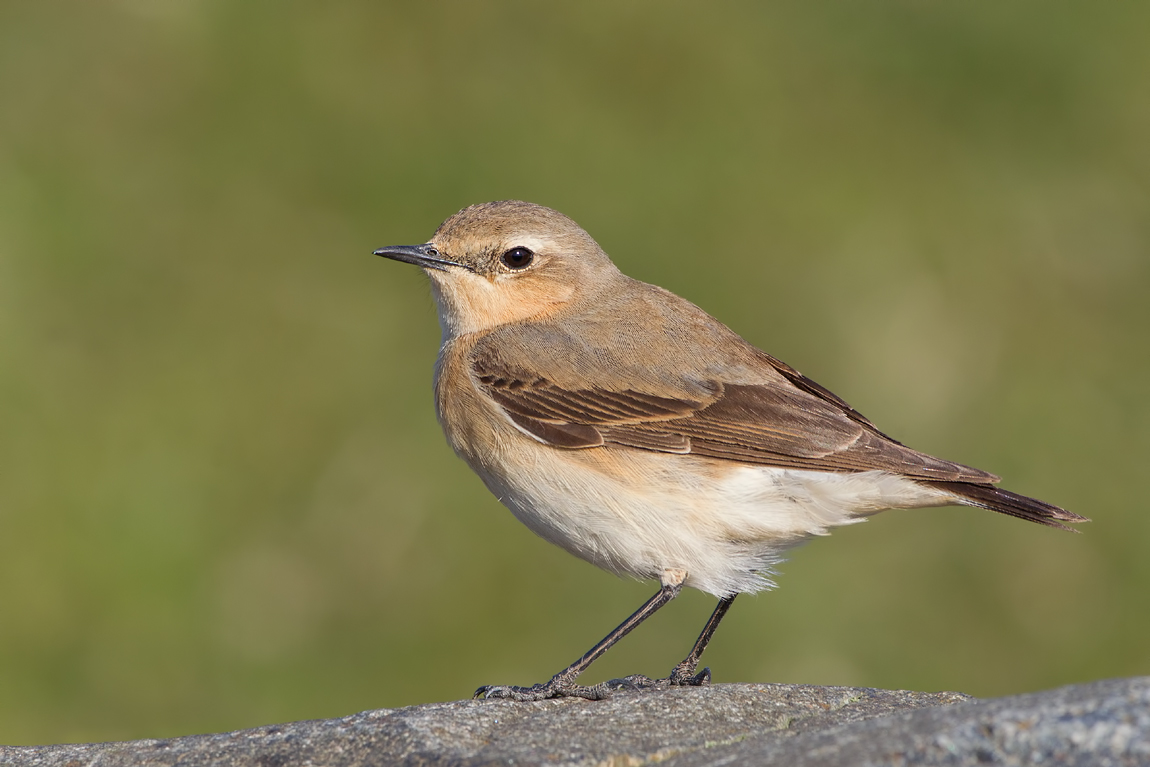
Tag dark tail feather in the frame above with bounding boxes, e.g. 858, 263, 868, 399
929, 481, 1090, 532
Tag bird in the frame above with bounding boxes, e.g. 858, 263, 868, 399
373, 200, 1087, 702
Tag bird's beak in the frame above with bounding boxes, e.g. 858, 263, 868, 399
373, 244, 467, 272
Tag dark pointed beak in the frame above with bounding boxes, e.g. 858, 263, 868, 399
372, 244, 466, 272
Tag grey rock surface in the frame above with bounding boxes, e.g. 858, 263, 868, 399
1, 677, 1146, 766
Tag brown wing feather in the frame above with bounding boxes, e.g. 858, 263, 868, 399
474, 358, 997, 484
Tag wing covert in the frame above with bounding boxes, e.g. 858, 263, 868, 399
472, 351, 997, 483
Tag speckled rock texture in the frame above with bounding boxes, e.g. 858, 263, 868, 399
2, 677, 1146, 766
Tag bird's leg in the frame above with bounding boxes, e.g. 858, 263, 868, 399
475, 575, 685, 701
667, 594, 737, 686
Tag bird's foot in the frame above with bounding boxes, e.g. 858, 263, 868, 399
474, 665, 711, 702
475, 673, 612, 701
668, 659, 712, 687
477, 672, 686, 701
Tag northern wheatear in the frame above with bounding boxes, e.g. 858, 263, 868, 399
374, 200, 1087, 702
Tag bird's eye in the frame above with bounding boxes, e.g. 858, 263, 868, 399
501, 247, 535, 270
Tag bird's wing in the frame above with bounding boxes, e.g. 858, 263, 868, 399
470, 343, 999, 484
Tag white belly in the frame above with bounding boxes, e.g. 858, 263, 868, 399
470, 442, 952, 598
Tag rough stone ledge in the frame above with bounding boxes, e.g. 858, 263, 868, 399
1, 677, 1146, 766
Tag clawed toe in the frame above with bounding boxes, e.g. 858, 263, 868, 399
474, 684, 550, 701
611, 674, 657, 690
668, 663, 712, 686
474, 679, 611, 701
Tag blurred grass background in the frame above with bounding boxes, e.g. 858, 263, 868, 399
1, 0, 1148, 746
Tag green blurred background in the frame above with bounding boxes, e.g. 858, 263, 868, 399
1, 0, 1147, 746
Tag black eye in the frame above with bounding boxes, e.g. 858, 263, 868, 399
501, 246, 534, 270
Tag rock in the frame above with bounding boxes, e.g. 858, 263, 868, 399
1, 677, 1146, 766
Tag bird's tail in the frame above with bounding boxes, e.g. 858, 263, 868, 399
929, 481, 1090, 532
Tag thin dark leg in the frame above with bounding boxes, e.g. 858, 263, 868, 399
668, 594, 737, 686
475, 581, 682, 701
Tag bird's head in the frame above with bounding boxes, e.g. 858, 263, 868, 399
374, 200, 621, 338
